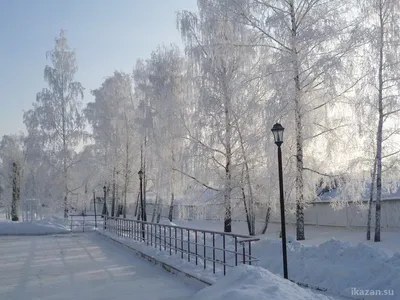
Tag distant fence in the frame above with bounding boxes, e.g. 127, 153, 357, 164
143, 199, 400, 230
69, 214, 103, 232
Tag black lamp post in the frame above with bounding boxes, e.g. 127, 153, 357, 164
93, 189, 97, 229
102, 185, 108, 229
138, 169, 145, 240
271, 123, 288, 279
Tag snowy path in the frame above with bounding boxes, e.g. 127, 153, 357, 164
0, 233, 202, 300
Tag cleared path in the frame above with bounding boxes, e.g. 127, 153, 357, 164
0, 233, 202, 300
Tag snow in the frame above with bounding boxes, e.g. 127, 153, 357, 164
0, 233, 200, 300
192, 265, 341, 300
100, 219, 400, 299
0, 217, 70, 235
1, 216, 399, 299
252, 237, 400, 299
99, 229, 221, 283
174, 220, 400, 256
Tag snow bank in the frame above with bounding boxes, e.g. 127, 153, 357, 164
253, 237, 400, 298
0, 217, 70, 235
98, 223, 400, 299
158, 219, 178, 226
192, 265, 335, 300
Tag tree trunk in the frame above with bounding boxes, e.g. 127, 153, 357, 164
111, 167, 116, 217
242, 187, 252, 235
123, 112, 129, 219
141, 143, 147, 222
11, 162, 20, 221
151, 194, 159, 223
115, 178, 120, 217
168, 192, 174, 221
367, 156, 377, 240
224, 90, 232, 233
235, 114, 255, 235
61, 78, 69, 219
168, 150, 175, 222
374, 4, 384, 242
122, 161, 128, 218
134, 191, 140, 217
261, 206, 272, 234
290, 0, 305, 241
156, 199, 162, 223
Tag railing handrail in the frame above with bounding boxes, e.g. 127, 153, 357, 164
70, 214, 98, 217
103, 214, 260, 240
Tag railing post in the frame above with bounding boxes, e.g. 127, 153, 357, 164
242, 243, 246, 264
188, 229, 190, 262
180, 228, 184, 259
223, 234, 226, 275
169, 227, 172, 255
150, 224, 153, 247
203, 232, 206, 269
234, 236, 238, 266
164, 226, 167, 250
146, 223, 149, 245
195, 230, 198, 265
160, 225, 162, 251
70, 216, 73, 232
212, 233, 215, 274
174, 227, 177, 254
248, 241, 252, 265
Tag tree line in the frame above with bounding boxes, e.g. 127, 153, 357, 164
1, 0, 400, 242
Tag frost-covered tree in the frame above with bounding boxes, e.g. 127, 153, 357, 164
24, 30, 85, 218
177, 0, 266, 234
355, 0, 400, 242
229, 0, 358, 240
85, 71, 138, 217
132, 45, 188, 222
0, 134, 25, 221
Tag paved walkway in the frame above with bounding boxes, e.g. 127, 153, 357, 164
0, 233, 202, 300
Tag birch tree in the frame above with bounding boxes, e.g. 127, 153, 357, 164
85, 71, 137, 217
24, 30, 85, 218
177, 0, 262, 233
0, 135, 24, 221
230, 0, 358, 240
356, 0, 400, 242
133, 45, 186, 223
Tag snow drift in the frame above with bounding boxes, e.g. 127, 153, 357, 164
0, 216, 70, 235
192, 265, 336, 300
252, 237, 400, 298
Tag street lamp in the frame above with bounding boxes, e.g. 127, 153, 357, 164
138, 169, 145, 240
102, 185, 108, 229
92, 189, 97, 229
271, 123, 288, 279
102, 185, 109, 216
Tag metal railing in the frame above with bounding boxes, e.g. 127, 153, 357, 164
70, 214, 101, 232
102, 215, 260, 276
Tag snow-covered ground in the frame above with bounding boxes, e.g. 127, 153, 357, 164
1, 216, 399, 299
193, 265, 344, 300
174, 220, 400, 256
0, 233, 201, 300
100, 218, 399, 299
0, 217, 70, 235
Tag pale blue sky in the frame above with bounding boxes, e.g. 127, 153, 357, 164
0, 0, 197, 138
